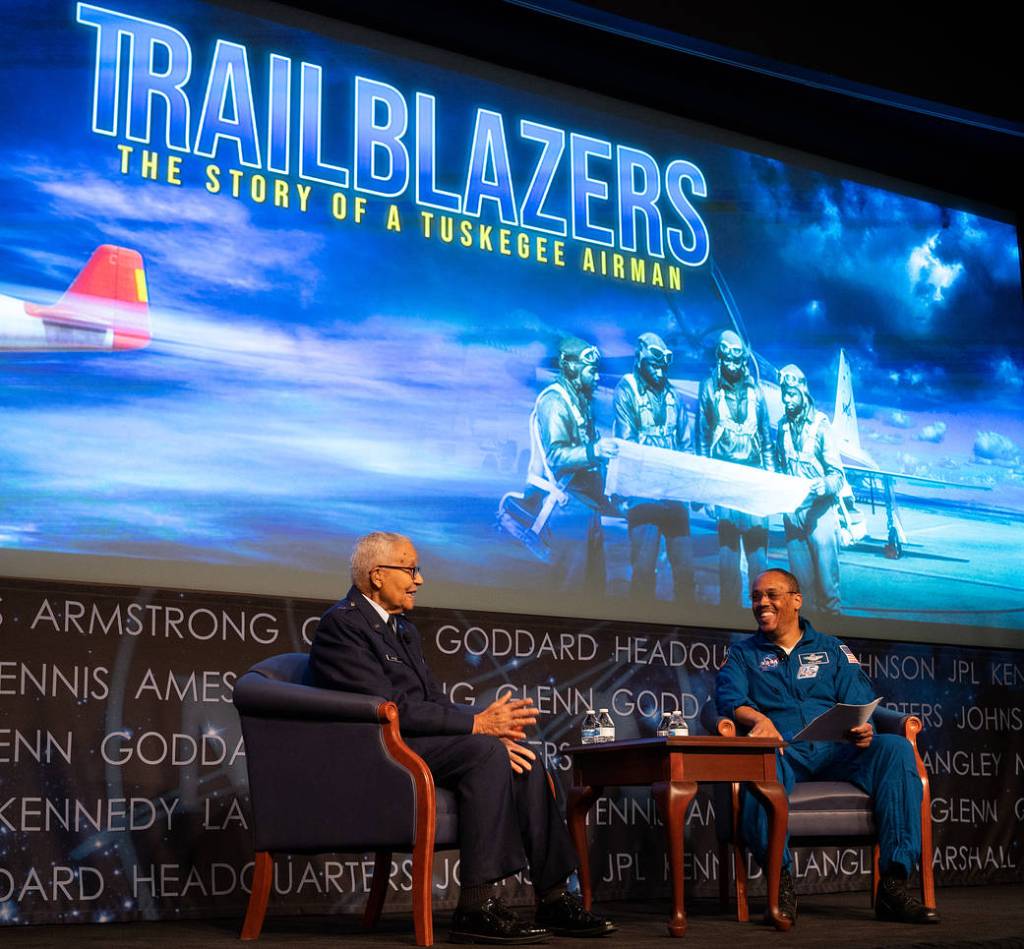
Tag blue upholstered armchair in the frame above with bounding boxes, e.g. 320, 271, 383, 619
701, 702, 936, 920
232, 652, 458, 946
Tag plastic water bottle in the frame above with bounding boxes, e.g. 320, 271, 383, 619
596, 708, 616, 744
656, 711, 673, 737
580, 709, 599, 745
666, 710, 689, 737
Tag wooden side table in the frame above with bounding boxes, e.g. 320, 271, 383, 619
566, 735, 789, 937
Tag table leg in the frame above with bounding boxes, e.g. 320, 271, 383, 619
653, 780, 698, 937
566, 784, 601, 910
750, 782, 791, 932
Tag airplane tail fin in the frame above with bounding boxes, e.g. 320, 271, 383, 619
832, 348, 861, 452
26, 245, 151, 350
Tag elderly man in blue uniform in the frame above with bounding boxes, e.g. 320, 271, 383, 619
528, 337, 618, 594
775, 364, 843, 615
310, 531, 616, 944
715, 568, 938, 925
696, 330, 775, 608
613, 332, 695, 604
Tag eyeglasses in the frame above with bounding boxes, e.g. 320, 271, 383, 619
751, 589, 797, 604
578, 345, 601, 366
718, 343, 745, 359
376, 564, 422, 579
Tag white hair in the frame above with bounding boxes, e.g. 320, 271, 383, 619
350, 531, 410, 591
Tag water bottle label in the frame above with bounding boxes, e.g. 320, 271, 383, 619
581, 727, 600, 744
596, 726, 616, 742
667, 724, 689, 737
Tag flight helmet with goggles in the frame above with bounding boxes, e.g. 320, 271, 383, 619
636, 332, 672, 388
558, 336, 601, 391
716, 330, 748, 380
778, 363, 813, 416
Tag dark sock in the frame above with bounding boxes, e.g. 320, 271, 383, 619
538, 883, 567, 906
458, 881, 500, 910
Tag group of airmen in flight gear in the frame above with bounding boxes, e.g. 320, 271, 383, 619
508, 329, 843, 614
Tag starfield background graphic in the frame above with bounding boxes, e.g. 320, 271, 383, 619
0, 0, 1022, 640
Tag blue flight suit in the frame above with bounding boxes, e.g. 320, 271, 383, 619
310, 588, 579, 889
715, 619, 922, 876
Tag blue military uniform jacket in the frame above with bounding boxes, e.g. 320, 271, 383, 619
309, 586, 475, 737
715, 619, 875, 741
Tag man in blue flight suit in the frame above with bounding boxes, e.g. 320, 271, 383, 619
697, 330, 775, 608
311, 531, 616, 944
715, 568, 938, 925
775, 365, 843, 615
613, 332, 695, 604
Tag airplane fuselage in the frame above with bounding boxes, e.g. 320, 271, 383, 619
0, 293, 115, 351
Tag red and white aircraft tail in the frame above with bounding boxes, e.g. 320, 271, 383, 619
1, 245, 150, 351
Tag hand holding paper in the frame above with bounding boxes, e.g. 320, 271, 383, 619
792, 697, 882, 742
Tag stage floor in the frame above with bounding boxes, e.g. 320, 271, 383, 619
3, 884, 1023, 948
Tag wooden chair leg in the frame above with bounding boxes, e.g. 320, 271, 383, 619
240, 851, 272, 940
411, 817, 437, 948
871, 844, 880, 907
920, 785, 937, 908
362, 851, 392, 929
920, 855, 937, 909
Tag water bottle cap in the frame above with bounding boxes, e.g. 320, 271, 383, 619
598, 708, 609, 713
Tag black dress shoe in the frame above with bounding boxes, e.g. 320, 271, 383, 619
449, 896, 551, 944
875, 876, 940, 924
535, 892, 617, 937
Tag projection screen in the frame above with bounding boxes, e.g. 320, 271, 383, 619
1, 0, 1022, 646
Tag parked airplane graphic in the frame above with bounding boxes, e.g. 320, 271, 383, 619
0, 245, 150, 351
828, 348, 986, 557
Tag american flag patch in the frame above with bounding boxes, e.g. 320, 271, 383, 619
840, 644, 859, 664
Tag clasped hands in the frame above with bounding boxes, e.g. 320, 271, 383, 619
473, 692, 539, 774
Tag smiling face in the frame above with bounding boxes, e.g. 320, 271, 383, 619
751, 570, 803, 643
369, 538, 423, 614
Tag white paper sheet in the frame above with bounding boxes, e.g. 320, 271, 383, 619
791, 697, 883, 742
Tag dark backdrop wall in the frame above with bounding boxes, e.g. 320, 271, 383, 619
1, 576, 1021, 925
